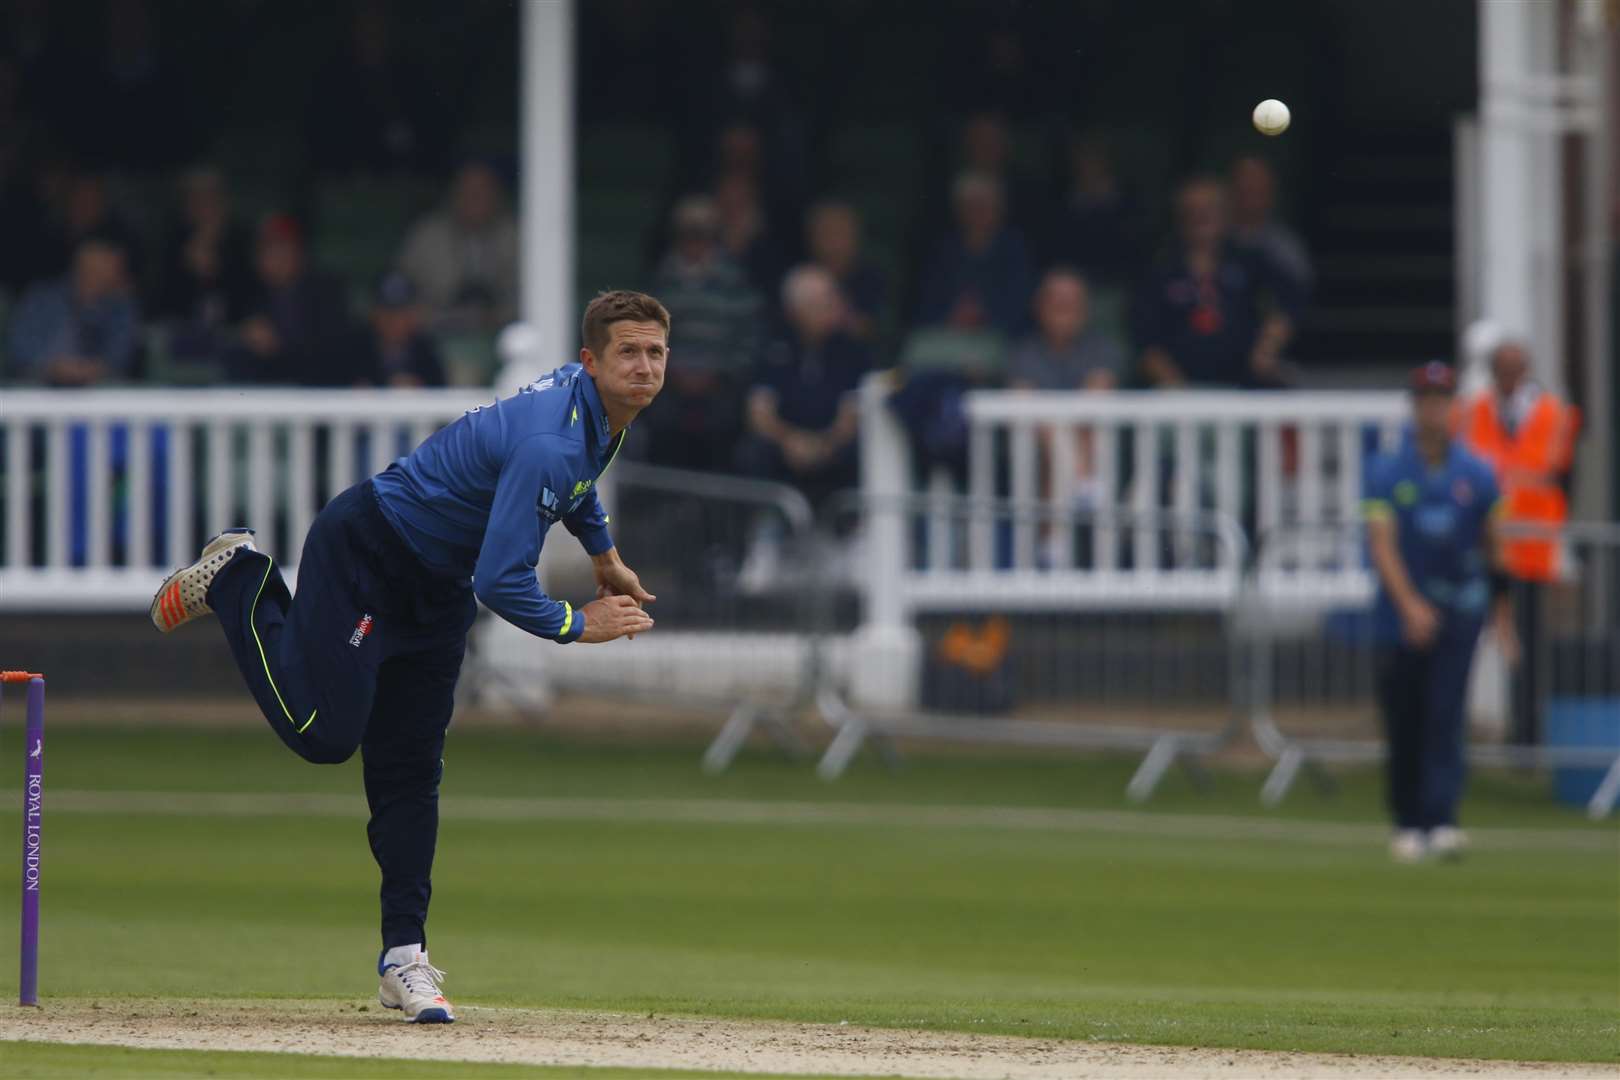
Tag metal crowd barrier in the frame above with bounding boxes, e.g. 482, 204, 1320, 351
1245, 520, 1620, 819
736, 492, 1251, 801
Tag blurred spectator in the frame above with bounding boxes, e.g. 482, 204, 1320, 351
680, 7, 808, 208
805, 201, 887, 343
1134, 176, 1302, 389
336, 271, 446, 388
714, 169, 783, 298
38, 170, 145, 289
76, 0, 192, 168
6, 234, 139, 385
738, 264, 870, 506
959, 111, 1037, 227
308, 0, 444, 174
1008, 269, 1123, 393
397, 161, 519, 333
643, 195, 761, 470
1228, 157, 1313, 298
227, 215, 351, 386
158, 167, 254, 328
916, 172, 1034, 337
1042, 134, 1136, 286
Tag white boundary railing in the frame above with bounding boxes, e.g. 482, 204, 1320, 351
858, 377, 1408, 608
0, 388, 490, 609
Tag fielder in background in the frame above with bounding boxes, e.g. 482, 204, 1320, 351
1363, 362, 1518, 864
1457, 340, 1579, 745
147, 290, 669, 1022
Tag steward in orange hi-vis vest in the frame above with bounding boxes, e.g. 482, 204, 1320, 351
1457, 342, 1579, 583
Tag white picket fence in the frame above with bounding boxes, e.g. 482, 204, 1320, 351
0, 388, 490, 609
1, 384, 1412, 615
856, 376, 1409, 630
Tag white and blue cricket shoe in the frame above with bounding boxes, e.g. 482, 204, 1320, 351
378, 945, 455, 1023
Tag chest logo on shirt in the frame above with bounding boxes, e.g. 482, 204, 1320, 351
572, 478, 594, 497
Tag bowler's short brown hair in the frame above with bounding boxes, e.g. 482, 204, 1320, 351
581, 290, 670, 356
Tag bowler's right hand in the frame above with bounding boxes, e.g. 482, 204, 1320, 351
579, 594, 655, 643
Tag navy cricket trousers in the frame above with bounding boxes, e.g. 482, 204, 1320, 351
1377, 616, 1483, 830
207, 479, 476, 949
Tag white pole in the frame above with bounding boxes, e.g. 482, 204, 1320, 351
509, 0, 575, 394
1478, 0, 1539, 363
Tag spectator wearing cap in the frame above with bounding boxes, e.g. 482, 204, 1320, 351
397, 161, 519, 333
738, 264, 871, 506
805, 201, 888, 343
6, 233, 139, 385
228, 215, 351, 386
1134, 176, 1303, 389
916, 171, 1034, 338
1363, 362, 1517, 864
336, 272, 446, 388
643, 194, 762, 471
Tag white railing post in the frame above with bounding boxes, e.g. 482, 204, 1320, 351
850, 374, 921, 709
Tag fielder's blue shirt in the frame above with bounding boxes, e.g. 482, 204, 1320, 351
372, 364, 623, 643
1362, 430, 1500, 642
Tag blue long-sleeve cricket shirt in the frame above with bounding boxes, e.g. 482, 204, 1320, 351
371, 364, 624, 642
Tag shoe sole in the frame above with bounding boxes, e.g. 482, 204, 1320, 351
149, 530, 255, 633
379, 994, 454, 1023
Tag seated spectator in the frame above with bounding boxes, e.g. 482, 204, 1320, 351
713, 169, 783, 298
1229, 156, 1313, 298
916, 172, 1034, 338
307, 0, 444, 173
1042, 134, 1136, 286
398, 160, 519, 333
336, 271, 446, 388
158, 166, 254, 331
6, 233, 139, 385
227, 215, 351, 386
738, 264, 871, 506
1009, 268, 1124, 392
1133, 176, 1301, 389
643, 195, 761, 471
805, 201, 887, 343
1009, 268, 1123, 511
959, 110, 1038, 228
40, 169, 145, 288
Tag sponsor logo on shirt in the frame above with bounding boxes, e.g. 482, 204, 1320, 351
349, 613, 374, 647
538, 487, 562, 523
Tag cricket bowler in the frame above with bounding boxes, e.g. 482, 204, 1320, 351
148, 290, 669, 1022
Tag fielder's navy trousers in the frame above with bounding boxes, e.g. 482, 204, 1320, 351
207, 478, 476, 949
1376, 616, 1483, 831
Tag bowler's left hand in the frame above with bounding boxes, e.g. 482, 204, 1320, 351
593, 554, 655, 606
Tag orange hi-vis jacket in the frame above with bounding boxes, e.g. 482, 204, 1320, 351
1458, 387, 1579, 582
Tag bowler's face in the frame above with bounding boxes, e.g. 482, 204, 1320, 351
593, 320, 666, 409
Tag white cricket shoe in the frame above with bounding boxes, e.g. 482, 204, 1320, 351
1389, 828, 1427, 864
1427, 826, 1469, 860
149, 529, 256, 633
378, 945, 455, 1023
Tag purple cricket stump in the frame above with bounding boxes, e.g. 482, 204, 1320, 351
19, 676, 43, 1007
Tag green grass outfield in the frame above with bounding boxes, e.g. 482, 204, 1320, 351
0, 723, 1615, 1074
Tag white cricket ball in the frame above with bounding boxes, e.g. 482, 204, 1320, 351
1252, 99, 1290, 136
